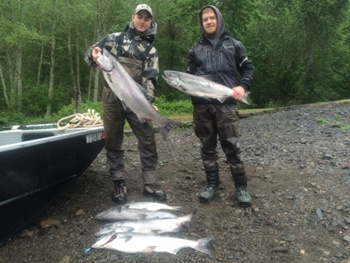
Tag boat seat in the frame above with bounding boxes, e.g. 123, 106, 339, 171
21, 132, 56, 142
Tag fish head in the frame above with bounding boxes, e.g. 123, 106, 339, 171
162, 71, 183, 90
97, 49, 113, 72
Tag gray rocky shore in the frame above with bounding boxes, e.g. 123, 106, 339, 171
0, 101, 350, 263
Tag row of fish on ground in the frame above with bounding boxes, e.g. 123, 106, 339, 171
85, 202, 212, 255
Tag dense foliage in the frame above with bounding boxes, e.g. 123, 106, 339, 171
0, 0, 349, 124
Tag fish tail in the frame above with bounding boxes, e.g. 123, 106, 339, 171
218, 97, 227, 103
190, 206, 198, 217
160, 119, 177, 140
240, 91, 251, 105
194, 237, 212, 255
171, 205, 182, 210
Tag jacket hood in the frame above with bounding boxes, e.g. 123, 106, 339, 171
199, 5, 224, 46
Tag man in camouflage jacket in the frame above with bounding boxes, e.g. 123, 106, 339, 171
84, 4, 166, 204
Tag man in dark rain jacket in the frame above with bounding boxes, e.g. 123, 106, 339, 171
187, 5, 254, 207
84, 4, 167, 204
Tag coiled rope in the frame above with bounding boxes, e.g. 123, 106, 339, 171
57, 109, 103, 130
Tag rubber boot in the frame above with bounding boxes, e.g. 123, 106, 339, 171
199, 170, 219, 203
232, 172, 251, 207
112, 179, 127, 204
143, 183, 167, 202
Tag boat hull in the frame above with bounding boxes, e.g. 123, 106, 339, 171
0, 127, 105, 245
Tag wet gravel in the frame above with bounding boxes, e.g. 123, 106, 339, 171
0, 101, 350, 263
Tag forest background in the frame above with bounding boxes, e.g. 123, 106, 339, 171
0, 0, 349, 126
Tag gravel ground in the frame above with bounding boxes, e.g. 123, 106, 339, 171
0, 102, 350, 263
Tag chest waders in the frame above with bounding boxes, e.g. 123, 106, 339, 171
102, 33, 166, 203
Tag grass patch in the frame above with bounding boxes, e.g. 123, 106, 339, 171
315, 117, 331, 125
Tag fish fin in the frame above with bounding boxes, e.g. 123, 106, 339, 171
124, 236, 133, 242
168, 248, 181, 255
135, 82, 147, 97
106, 72, 114, 83
143, 246, 157, 253
121, 100, 128, 111
191, 205, 198, 216
239, 91, 251, 105
136, 114, 147, 123
139, 214, 148, 220
159, 119, 177, 140
120, 226, 135, 232
191, 206, 198, 217
194, 237, 212, 255
151, 229, 163, 234
118, 234, 133, 243
218, 97, 227, 103
171, 206, 182, 211
95, 233, 118, 247
170, 225, 183, 232
201, 96, 211, 101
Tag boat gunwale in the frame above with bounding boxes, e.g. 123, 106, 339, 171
0, 126, 104, 152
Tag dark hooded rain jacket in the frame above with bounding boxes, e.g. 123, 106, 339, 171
187, 5, 254, 105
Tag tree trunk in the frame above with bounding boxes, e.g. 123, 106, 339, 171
74, 6, 82, 111
0, 63, 10, 109
37, 21, 44, 87
14, 0, 24, 112
92, 6, 100, 103
93, 69, 99, 102
46, 0, 58, 117
91, 0, 113, 102
65, 0, 78, 113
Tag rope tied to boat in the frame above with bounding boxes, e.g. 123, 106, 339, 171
57, 109, 103, 130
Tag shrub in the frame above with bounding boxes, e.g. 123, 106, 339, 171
156, 96, 192, 116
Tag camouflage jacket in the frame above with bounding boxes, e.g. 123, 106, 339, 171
85, 21, 159, 103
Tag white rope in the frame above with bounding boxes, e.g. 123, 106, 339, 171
57, 109, 103, 130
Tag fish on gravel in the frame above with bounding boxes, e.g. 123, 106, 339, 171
91, 232, 212, 255
97, 48, 176, 140
95, 210, 195, 236
95, 206, 177, 221
162, 70, 250, 105
120, 202, 181, 211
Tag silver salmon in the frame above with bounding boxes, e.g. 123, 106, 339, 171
95, 206, 176, 221
91, 232, 212, 255
120, 202, 181, 211
97, 49, 176, 140
95, 211, 194, 236
162, 70, 250, 105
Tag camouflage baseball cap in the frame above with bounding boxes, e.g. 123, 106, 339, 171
134, 4, 153, 18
